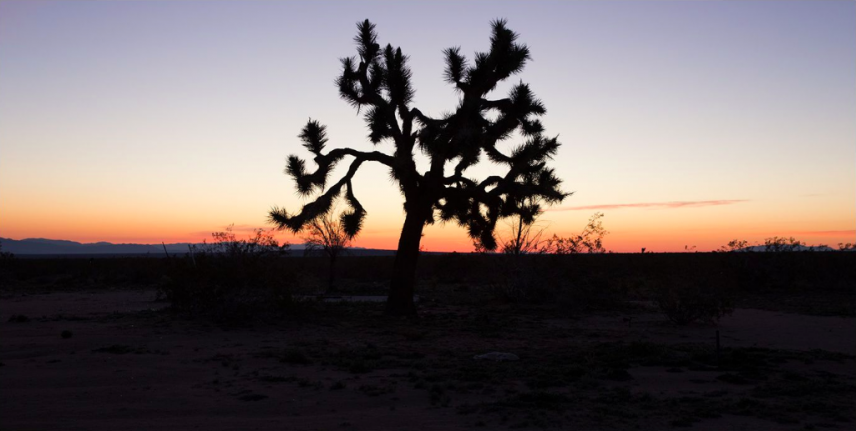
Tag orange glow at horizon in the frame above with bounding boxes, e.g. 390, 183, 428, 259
3, 207, 854, 253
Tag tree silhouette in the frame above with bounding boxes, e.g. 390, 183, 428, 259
497, 198, 548, 255
270, 19, 569, 315
302, 212, 351, 293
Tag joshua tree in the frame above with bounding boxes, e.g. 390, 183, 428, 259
303, 213, 351, 293
270, 19, 568, 315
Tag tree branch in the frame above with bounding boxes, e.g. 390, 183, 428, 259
270, 154, 377, 233
328, 148, 396, 168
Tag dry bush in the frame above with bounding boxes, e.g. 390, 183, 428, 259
479, 254, 631, 311
653, 268, 736, 325
542, 213, 608, 254
158, 226, 298, 322
484, 255, 554, 301
302, 212, 352, 292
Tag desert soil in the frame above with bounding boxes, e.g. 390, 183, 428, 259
1, 289, 854, 430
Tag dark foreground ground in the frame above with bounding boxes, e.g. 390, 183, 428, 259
1, 254, 854, 430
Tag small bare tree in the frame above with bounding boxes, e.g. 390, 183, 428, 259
496, 198, 548, 255
303, 212, 351, 292
500, 215, 547, 255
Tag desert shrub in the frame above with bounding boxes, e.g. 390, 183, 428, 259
653, 268, 736, 325
762, 236, 805, 252
542, 212, 608, 254
158, 226, 297, 322
0, 240, 13, 283
0, 240, 13, 261
483, 255, 557, 301
725, 251, 856, 293
555, 271, 631, 312
729, 252, 790, 291
302, 212, 352, 292
838, 242, 856, 251
479, 254, 631, 311
718, 239, 750, 252
2, 257, 170, 291
718, 237, 841, 253
423, 252, 483, 285
477, 212, 612, 302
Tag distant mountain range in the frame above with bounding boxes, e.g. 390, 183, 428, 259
0, 237, 399, 257
1, 238, 199, 255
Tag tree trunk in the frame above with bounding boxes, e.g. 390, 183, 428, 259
327, 253, 337, 293
385, 207, 426, 316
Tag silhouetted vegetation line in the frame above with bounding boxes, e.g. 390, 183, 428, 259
157, 227, 294, 323
0, 239, 14, 284
5, 251, 853, 321
269, 19, 568, 315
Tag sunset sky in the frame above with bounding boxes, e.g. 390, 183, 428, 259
1, 1, 854, 252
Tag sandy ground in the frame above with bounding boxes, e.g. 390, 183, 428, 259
1, 289, 854, 430
577, 307, 856, 355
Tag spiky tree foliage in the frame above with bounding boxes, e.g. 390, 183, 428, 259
270, 19, 569, 315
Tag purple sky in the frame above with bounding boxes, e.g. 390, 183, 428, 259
1, 1, 854, 251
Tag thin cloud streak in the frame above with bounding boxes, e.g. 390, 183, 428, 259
549, 200, 749, 212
